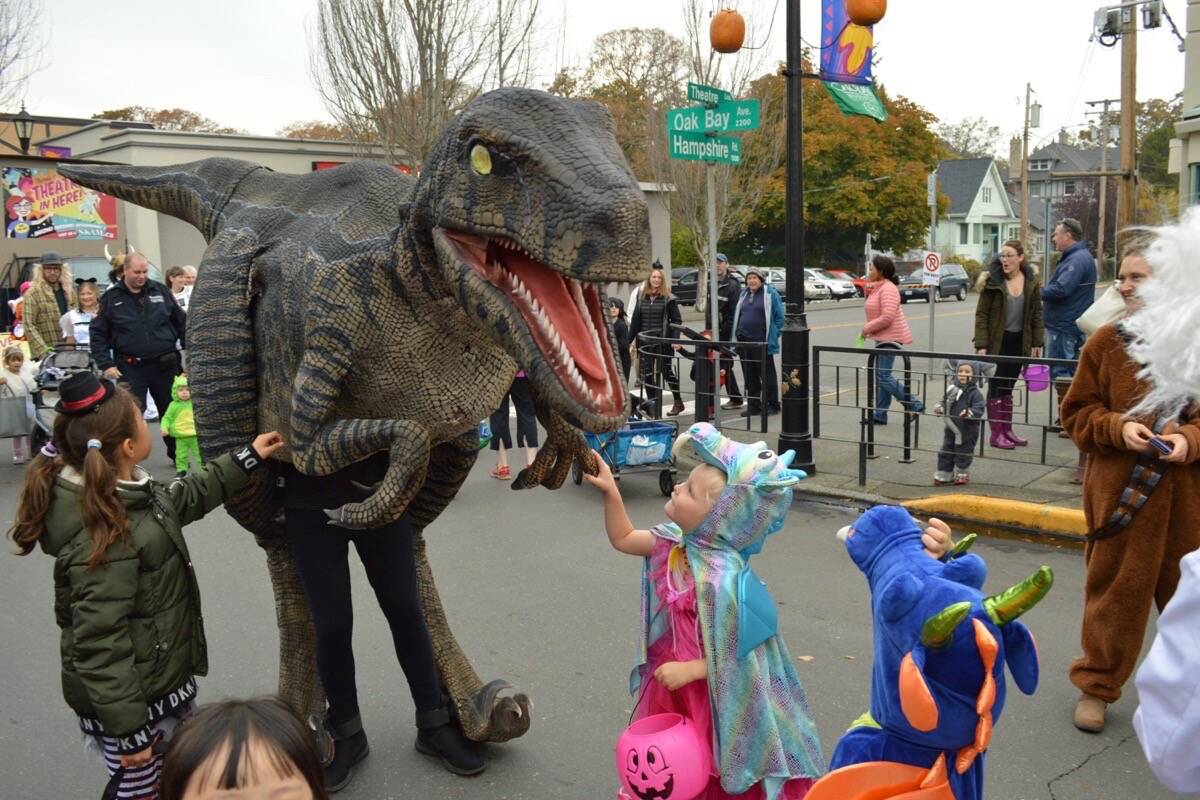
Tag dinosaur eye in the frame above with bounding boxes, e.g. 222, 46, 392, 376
758, 450, 775, 460
470, 143, 493, 175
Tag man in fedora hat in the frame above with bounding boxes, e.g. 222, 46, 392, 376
24, 252, 75, 360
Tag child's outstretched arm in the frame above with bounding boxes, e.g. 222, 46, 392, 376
165, 432, 285, 527
581, 450, 654, 556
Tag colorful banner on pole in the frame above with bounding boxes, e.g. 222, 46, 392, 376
820, 0, 874, 85
3, 167, 118, 240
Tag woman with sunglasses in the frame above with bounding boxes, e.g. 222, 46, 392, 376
60, 278, 101, 347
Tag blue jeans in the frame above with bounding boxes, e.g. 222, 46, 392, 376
872, 347, 921, 421
1045, 328, 1084, 382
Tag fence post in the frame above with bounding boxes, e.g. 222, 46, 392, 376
812, 346, 822, 439
866, 351, 877, 460
900, 354, 915, 464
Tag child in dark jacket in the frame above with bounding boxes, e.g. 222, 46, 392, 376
8, 372, 283, 800
933, 360, 987, 485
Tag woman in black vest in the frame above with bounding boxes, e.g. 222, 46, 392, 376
628, 266, 684, 417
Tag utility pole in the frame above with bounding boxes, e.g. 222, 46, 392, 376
1086, 98, 1119, 277
1117, 5, 1138, 253
1019, 84, 1040, 246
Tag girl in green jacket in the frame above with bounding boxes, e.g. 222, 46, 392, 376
8, 372, 283, 800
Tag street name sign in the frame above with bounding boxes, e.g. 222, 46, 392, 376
687, 82, 732, 106
666, 99, 761, 133
923, 251, 942, 287
668, 132, 742, 165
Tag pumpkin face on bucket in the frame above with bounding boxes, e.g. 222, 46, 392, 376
624, 744, 674, 799
615, 713, 710, 800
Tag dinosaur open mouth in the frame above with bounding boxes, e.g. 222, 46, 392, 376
437, 228, 624, 416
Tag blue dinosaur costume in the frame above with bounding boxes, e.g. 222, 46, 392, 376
629, 422, 824, 799
811, 505, 1051, 800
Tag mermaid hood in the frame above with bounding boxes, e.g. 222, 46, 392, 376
634, 422, 825, 798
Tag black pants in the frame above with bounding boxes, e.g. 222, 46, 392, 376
121, 357, 179, 459
740, 347, 778, 412
490, 376, 538, 449
286, 507, 442, 726
638, 345, 682, 416
937, 424, 980, 473
719, 350, 742, 402
988, 330, 1025, 400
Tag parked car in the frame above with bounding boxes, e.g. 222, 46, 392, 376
898, 263, 970, 303
808, 268, 856, 300
826, 268, 867, 297
671, 268, 700, 305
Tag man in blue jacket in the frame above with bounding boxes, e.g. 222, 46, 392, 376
1042, 218, 1096, 424
732, 267, 785, 416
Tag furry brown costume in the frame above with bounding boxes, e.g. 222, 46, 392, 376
1061, 323, 1200, 704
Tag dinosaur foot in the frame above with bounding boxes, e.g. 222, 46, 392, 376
459, 679, 531, 743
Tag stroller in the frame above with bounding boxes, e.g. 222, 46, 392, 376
31, 346, 100, 450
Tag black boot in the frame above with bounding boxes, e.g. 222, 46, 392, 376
323, 713, 370, 793
415, 706, 486, 776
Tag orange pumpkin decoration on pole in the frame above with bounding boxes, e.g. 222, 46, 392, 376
846, 0, 887, 27
710, 8, 746, 54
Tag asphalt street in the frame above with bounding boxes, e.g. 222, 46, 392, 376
0, 428, 1180, 800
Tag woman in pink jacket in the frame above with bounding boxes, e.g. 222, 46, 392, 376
860, 255, 923, 424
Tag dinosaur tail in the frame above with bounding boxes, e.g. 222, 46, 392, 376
58, 158, 267, 242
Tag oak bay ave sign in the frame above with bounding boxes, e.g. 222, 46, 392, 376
667, 83, 759, 166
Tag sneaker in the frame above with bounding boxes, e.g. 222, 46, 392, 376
722, 400, 743, 409
953, 474, 970, 485
739, 407, 762, 418
323, 715, 370, 793
1072, 693, 1107, 733
415, 707, 486, 776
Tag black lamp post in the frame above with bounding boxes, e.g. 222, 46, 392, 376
13, 104, 34, 155
778, 3, 814, 474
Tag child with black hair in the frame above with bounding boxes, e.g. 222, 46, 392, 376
8, 372, 284, 800
933, 360, 987, 486
160, 697, 329, 800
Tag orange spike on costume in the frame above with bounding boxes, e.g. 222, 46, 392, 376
956, 620, 1000, 774
899, 653, 938, 732
920, 753, 950, 789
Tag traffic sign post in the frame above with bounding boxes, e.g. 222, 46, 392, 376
924, 251, 941, 371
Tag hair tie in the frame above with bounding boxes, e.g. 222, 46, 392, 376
40, 442, 59, 458
86, 439, 102, 450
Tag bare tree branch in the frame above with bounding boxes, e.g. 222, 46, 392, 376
0, 0, 44, 111
309, 0, 540, 166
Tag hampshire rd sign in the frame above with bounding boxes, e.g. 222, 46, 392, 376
668, 132, 742, 165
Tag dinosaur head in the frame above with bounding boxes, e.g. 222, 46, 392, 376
421, 88, 649, 431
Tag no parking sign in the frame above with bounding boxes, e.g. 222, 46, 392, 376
923, 251, 942, 287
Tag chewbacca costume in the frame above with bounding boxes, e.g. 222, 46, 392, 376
1061, 323, 1200, 706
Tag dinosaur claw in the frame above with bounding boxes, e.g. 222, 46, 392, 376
324, 506, 368, 530
460, 680, 531, 743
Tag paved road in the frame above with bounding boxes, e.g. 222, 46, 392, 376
0, 436, 1176, 799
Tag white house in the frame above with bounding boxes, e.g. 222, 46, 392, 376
930, 158, 1019, 263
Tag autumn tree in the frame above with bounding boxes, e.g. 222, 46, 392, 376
309, 0, 540, 167
935, 116, 1001, 159
92, 106, 242, 134
277, 120, 353, 140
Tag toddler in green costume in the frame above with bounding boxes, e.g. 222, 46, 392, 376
160, 374, 202, 476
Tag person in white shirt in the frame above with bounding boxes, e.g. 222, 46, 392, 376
60, 278, 101, 346
1134, 549, 1200, 794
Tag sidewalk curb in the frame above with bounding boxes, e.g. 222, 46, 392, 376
901, 494, 1087, 540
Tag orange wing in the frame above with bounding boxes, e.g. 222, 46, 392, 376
808, 755, 955, 800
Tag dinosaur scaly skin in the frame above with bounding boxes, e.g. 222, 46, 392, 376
60, 88, 648, 744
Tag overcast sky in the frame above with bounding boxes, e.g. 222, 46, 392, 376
23, 0, 1185, 153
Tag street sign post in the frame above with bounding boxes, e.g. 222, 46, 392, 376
666, 99, 761, 133
667, 131, 743, 165
687, 82, 732, 106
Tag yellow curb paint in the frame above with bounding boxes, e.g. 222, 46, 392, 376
902, 494, 1087, 538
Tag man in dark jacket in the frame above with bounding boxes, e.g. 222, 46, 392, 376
703, 254, 743, 408
1042, 218, 1096, 393
90, 252, 186, 456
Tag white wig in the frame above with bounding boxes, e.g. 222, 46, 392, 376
1124, 209, 1200, 418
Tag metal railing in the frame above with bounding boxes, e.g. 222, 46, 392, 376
812, 345, 1079, 486
634, 328, 772, 433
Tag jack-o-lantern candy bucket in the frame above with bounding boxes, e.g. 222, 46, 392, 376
615, 713, 711, 800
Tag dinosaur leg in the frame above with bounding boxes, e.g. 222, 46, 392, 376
186, 231, 328, 748
410, 432, 531, 743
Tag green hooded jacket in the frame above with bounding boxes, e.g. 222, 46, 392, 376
160, 374, 195, 438
38, 448, 260, 752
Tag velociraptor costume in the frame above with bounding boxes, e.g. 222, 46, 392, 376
60, 87, 646, 745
